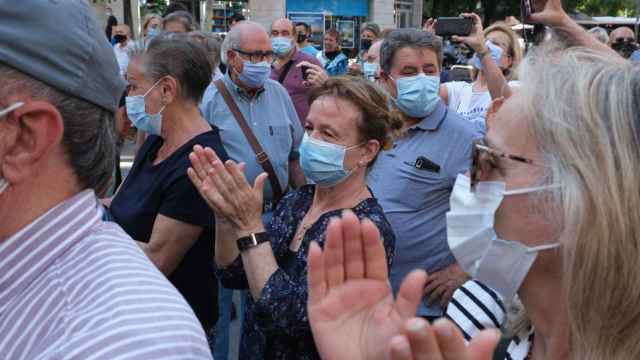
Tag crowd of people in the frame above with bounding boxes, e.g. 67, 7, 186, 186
2, 0, 640, 359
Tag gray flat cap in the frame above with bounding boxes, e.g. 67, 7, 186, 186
0, 0, 126, 112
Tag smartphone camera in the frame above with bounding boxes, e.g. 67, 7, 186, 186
301, 65, 311, 81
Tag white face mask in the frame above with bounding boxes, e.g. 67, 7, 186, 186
0, 102, 24, 195
446, 174, 560, 301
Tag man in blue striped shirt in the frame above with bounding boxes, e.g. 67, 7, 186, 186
0, 1, 211, 359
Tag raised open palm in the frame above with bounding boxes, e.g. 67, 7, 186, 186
308, 211, 500, 360
307, 211, 427, 360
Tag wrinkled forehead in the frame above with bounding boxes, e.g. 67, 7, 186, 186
271, 19, 294, 34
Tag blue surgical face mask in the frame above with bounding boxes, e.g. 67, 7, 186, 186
146, 27, 160, 39
299, 133, 363, 187
125, 79, 165, 136
0, 102, 24, 195
272, 36, 294, 57
363, 62, 379, 81
237, 59, 271, 89
472, 40, 504, 71
393, 74, 441, 118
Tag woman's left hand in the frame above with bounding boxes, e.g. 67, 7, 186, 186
452, 13, 486, 53
188, 145, 267, 235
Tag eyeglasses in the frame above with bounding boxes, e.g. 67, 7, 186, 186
470, 138, 542, 190
233, 48, 275, 63
613, 37, 636, 44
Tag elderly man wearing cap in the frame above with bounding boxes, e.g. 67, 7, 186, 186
0, 1, 212, 359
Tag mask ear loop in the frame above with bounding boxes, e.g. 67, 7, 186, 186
526, 242, 561, 253
143, 78, 164, 98
143, 79, 167, 116
503, 184, 560, 196
0, 102, 25, 118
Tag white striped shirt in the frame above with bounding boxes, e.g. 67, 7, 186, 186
0, 190, 213, 360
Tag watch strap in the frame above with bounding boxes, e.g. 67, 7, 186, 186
237, 232, 269, 252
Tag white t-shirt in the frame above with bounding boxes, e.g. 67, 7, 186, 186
113, 42, 133, 78
445, 80, 520, 133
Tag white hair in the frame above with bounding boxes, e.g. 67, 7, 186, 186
587, 26, 609, 44
515, 42, 640, 359
220, 21, 266, 65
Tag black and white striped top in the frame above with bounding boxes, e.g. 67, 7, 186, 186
446, 280, 534, 359
446, 280, 507, 341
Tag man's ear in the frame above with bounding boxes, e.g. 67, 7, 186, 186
2, 101, 64, 184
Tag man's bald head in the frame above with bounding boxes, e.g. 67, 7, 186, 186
610, 26, 635, 44
271, 18, 295, 39
221, 21, 271, 64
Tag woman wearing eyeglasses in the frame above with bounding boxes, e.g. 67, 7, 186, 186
307, 1, 638, 359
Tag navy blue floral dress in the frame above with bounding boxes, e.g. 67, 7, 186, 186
216, 185, 395, 360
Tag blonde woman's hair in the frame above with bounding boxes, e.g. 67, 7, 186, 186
142, 13, 162, 36
479, 23, 523, 80
518, 43, 640, 359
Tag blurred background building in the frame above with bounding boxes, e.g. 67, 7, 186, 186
91, 0, 424, 46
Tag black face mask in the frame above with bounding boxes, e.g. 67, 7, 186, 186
297, 33, 307, 44
361, 38, 372, 51
612, 39, 639, 58
113, 34, 127, 44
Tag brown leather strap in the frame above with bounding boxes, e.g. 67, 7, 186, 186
213, 80, 284, 202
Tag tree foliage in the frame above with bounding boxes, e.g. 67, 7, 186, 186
423, 0, 638, 24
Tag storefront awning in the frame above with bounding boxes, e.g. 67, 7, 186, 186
286, 0, 369, 17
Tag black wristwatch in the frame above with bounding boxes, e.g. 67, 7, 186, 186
236, 232, 269, 252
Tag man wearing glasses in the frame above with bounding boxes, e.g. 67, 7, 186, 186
199, 20, 305, 359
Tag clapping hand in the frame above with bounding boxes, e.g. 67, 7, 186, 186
187, 145, 266, 235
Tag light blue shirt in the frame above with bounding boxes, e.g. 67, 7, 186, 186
300, 44, 319, 58
200, 74, 303, 208
368, 101, 477, 317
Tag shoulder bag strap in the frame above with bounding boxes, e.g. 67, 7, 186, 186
213, 80, 284, 202
277, 60, 295, 84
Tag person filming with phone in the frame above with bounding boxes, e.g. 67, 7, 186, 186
427, 14, 522, 134
269, 18, 324, 124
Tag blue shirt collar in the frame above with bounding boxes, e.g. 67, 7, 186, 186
223, 72, 265, 101
408, 101, 448, 132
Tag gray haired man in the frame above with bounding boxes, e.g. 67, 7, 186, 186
199, 20, 305, 359
0, 1, 211, 358
368, 29, 477, 321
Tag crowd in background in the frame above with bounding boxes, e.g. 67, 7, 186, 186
2, 0, 640, 359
